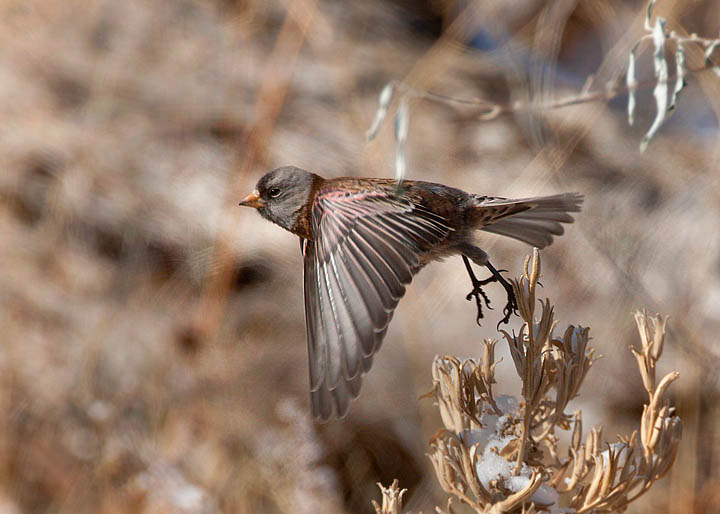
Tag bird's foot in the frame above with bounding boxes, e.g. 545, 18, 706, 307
463, 255, 519, 327
486, 265, 518, 328
463, 256, 497, 325
466, 276, 496, 325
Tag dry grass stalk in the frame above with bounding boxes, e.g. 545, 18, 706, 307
374, 250, 682, 513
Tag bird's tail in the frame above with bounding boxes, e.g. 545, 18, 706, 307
475, 193, 584, 248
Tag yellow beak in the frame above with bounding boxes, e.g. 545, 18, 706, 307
239, 190, 265, 209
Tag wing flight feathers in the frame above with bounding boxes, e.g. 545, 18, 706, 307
303, 190, 450, 420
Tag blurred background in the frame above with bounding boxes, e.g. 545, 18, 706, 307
0, 0, 719, 512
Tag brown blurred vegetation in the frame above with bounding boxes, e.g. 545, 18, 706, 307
0, 0, 718, 512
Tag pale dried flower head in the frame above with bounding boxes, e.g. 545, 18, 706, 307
372, 480, 406, 514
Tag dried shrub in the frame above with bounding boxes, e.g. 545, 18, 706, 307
373, 250, 682, 513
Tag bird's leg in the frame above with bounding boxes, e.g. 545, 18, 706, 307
462, 255, 494, 326
458, 244, 518, 327
484, 260, 518, 327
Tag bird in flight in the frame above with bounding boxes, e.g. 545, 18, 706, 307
240, 166, 583, 421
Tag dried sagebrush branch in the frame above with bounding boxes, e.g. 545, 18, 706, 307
367, 0, 720, 176
627, 0, 720, 150
374, 249, 682, 513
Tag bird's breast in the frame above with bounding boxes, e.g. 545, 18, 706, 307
289, 203, 314, 240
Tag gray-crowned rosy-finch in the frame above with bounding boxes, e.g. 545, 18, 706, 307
240, 166, 583, 421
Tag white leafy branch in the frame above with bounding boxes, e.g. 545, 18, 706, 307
367, 0, 720, 180
628, 0, 720, 151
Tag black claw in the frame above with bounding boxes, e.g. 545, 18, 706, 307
484, 261, 518, 328
496, 296, 518, 329
467, 293, 483, 325
466, 285, 493, 325
465, 287, 493, 307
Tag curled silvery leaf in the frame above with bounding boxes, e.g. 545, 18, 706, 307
668, 43, 686, 115
366, 83, 395, 142
645, 0, 657, 30
394, 97, 409, 183
627, 42, 640, 126
705, 40, 720, 78
640, 17, 668, 152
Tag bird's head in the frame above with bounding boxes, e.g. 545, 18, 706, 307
239, 166, 317, 233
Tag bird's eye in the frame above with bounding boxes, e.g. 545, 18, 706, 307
269, 188, 281, 198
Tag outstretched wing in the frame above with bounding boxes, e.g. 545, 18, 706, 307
302, 189, 451, 421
